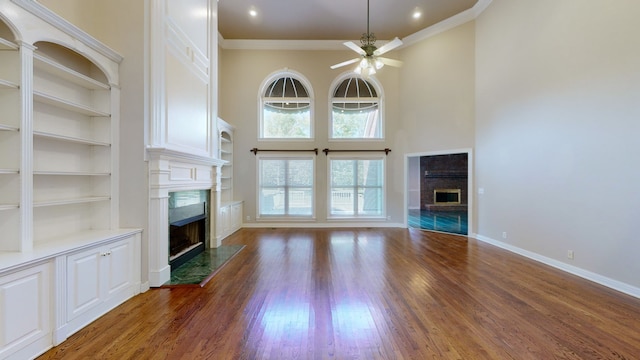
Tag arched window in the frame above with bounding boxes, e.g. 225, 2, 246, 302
329, 75, 383, 140
259, 70, 313, 139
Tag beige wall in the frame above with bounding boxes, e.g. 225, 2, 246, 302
398, 21, 476, 154
220, 49, 402, 223
219, 23, 475, 225
475, 0, 640, 289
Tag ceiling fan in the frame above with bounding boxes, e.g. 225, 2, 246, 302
330, 0, 403, 76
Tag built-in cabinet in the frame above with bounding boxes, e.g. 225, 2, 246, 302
0, 2, 141, 359
0, 262, 51, 360
215, 118, 243, 243
65, 235, 139, 337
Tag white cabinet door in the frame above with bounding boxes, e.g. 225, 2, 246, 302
67, 249, 102, 320
65, 236, 137, 335
103, 239, 133, 298
0, 263, 52, 360
231, 202, 243, 232
219, 205, 230, 236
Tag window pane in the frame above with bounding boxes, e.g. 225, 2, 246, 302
360, 188, 383, 215
260, 188, 284, 215
329, 158, 384, 218
332, 106, 380, 139
287, 188, 313, 215
259, 157, 314, 218
260, 160, 285, 186
288, 160, 313, 186
331, 160, 355, 186
358, 160, 383, 186
263, 103, 311, 138
330, 188, 355, 215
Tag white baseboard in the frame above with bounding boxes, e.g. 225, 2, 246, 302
474, 234, 640, 299
139, 281, 150, 293
242, 222, 406, 229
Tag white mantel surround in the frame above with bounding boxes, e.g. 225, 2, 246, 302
145, 0, 220, 287
147, 148, 225, 287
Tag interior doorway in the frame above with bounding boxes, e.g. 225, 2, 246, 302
405, 149, 473, 236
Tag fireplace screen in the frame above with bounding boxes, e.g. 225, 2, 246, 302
434, 189, 461, 204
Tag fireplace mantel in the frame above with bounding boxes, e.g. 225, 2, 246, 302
147, 147, 225, 287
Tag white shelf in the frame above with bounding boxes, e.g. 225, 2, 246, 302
33, 90, 110, 117
0, 124, 19, 132
0, 169, 19, 174
34, 170, 110, 176
34, 196, 111, 208
33, 53, 110, 90
0, 78, 18, 89
0, 37, 17, 50
34, 131, 110, 147
0, 204, 19, 211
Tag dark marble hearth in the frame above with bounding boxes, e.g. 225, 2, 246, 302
163, 245, 245, 287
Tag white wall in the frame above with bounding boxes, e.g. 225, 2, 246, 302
475, 0, 640, 291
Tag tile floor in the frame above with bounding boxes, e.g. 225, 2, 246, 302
408, 209, 468, 235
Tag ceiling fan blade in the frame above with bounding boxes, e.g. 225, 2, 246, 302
374, 37, 403, 56
330, 58, 360, 69
378, 57, 403, 67
343, 41, 366, 55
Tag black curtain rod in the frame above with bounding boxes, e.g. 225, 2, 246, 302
250, 148, 318, 155
323, 148, 391, 155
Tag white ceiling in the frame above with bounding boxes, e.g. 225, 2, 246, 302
218, 0, 478, 41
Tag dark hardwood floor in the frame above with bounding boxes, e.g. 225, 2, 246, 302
39, 228, 640, 359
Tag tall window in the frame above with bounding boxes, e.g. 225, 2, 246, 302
330, 76, 383, 139
258, 156, 315, 218
260, 71, 313, 139
328, 156, 385, 218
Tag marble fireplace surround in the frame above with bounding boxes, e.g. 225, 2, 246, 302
147, 148, 225, 287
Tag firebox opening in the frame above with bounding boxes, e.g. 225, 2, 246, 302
434, 189, 461, 204
168, 190, 210, 270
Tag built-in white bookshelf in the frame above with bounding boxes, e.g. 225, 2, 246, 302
0, 3, 140, 358
0, 29, 21, 251
215, 118, 242, 243
31, 42, 115, 246
219, 123, 233, 204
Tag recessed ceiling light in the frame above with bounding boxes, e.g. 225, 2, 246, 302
412, 10, 422, 19
248, 8, 258, 17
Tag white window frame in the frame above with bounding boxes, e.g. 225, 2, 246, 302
256, 154, 316, 220
258, 69, 315, 141
327, 154, 386, 220
328, 73, 385, 141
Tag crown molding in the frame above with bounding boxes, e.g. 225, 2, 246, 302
11, 0, 123, 63
219, 0, 493, 51
402, 0, 492, 47
219, 38, 349, 51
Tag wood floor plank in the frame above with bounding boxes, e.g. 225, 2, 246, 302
38, 228, 640, 359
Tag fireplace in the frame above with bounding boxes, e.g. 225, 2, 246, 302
168, 190, 210, 270
434, 189, 461, 204
147, 148, 225, 287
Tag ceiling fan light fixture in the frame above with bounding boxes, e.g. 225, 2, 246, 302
330, 0, 403, 74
